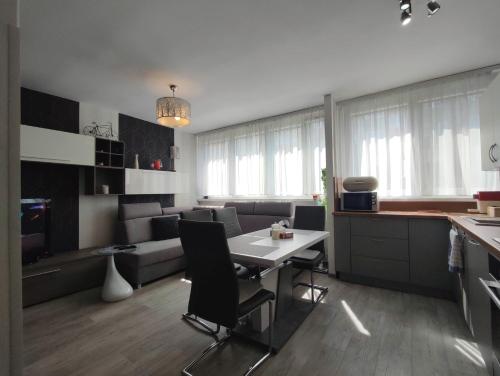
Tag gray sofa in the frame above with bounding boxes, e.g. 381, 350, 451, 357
115, 201, 295, 288
223, 201, 294, 233
115, 203, 191, 288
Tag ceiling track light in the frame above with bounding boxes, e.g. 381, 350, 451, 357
400, 0, 411, 11
401, 8, 412, 26
427, 0, 441, 17
397, 0, 441, 25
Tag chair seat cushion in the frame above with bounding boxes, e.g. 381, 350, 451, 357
118, 238, 184, 267
238, 289, 275, 317
234, 263, 250, 279
290, 249, 323, 268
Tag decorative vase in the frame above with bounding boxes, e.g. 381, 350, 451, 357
134, 154, 139, 169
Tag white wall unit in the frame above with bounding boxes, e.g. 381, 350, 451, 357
480, 75, 500, 170
125, 168, 180, 194
21, 124, 95, 166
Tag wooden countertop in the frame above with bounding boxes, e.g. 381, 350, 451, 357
333, 210, 452, 220
449, 215, 500, 260
334, 210, 500, 259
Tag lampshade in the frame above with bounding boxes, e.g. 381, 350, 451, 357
156, 85, 191, 128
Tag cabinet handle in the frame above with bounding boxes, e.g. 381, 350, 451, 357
22, 155, 71, 163
22, 268, 61, 279
467, 238, 481, 247
479, 277, 500, 310
370, 238, 384, 243
489, 143, 498, 163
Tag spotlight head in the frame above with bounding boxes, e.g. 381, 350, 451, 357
427, 0, 441, 16
401, 10, 412, 25
400, 0, 411, 11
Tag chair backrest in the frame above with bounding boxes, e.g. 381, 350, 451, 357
178, 220, 239, 328
213, 207, 243, 238
293, 205, 326, 252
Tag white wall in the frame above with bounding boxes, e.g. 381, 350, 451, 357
79, 102, 119, 139
78, 103, 119, 248
174, 129, 197, 206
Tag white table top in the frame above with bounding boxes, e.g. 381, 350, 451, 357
228, 228, 330, 267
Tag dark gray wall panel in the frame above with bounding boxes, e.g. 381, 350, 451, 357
119, 194, 174, 209
118, 113, 174, 171
21, 87, 79, 133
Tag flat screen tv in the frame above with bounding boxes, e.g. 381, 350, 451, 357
21, 198, 51, 264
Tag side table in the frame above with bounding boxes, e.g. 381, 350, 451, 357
96, 246, 134, 302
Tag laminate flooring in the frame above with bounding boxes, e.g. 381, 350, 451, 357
23, 272, 488, 376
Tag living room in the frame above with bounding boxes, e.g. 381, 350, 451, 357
2, 0, 500, 375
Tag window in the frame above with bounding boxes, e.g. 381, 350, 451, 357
335, 70, 500, 197
196, 106, 325, 197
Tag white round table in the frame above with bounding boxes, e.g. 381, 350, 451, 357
97, 247, 134, 302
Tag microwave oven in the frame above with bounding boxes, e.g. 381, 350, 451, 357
340, 192, 378, 212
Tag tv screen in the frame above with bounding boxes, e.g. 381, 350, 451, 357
21, 198, 51, 264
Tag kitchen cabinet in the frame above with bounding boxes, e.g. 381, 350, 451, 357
464, 235, 492, 375
21, 124, 95, 166
334, 214, 453, 297
480, 74, 500, 170
409, 219, 452, 292
349, 217, 410, 283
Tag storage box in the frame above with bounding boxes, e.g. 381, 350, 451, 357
487, 206, 500, 218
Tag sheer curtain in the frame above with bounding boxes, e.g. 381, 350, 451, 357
197, 106, 325, 197
335, 70, 500, 197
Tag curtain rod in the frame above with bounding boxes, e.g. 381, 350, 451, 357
336, 63, 500, 105
195, 104, 324, 136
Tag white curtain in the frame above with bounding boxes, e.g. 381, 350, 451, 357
197, 106, 325, 197
335, 70, 500, 197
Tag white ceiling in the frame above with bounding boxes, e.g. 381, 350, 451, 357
20, 0, 500, 134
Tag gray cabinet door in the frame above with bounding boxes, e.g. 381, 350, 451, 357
334, 216, 351, 273
409, 219, 452, 291
465, 236, 492, 374
351, 217, 408, 239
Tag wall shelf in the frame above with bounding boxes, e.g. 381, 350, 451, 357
86, 138, 125, 195
125, 168, 181, 195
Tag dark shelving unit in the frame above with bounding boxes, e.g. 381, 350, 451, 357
86, 138, 125, 195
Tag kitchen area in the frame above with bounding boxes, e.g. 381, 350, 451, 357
333, 70, 500, 375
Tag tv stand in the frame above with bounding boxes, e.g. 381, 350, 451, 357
22, 248, 106, 307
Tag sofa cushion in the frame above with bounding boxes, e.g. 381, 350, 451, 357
152, 215, 179, 241
122, 217, 154, 244
181, 209, 213, 221
254, 202, 293, 217
119, 202, 162, 221
213, 207, 243, 238
119, 238, 184, 268
162, 206, 194, 216
224, 202, 255, 215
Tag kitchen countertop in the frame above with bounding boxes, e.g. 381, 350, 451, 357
450, 215, 500, 260
333, 210, 453, 220
333, 210, 500, 259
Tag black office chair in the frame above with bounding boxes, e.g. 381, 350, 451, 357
178, 220, 275, 376
289, 205, 328, 304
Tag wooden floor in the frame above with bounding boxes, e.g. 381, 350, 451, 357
23, 272, 488, 376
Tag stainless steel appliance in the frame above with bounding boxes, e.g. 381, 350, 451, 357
340, 192, 378, 212
479, 255, 500, 375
